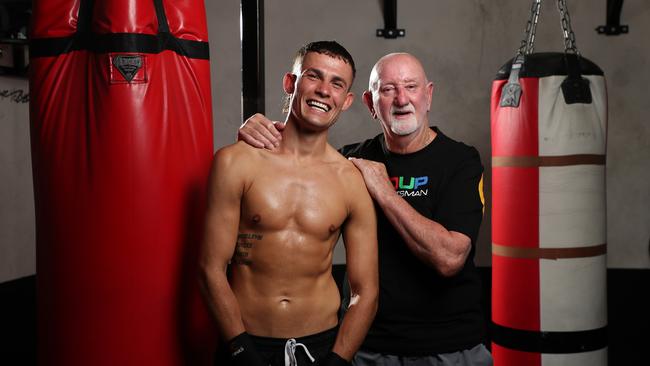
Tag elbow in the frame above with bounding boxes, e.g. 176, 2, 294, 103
349, 284, 379, 317
436, 257, 465, 277
361, 290, 379, 321
431, 234, 471, 277
197, 259, 219, 296
429, 249, 469, 277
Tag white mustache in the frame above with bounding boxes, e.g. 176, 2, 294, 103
391, 105, 415, 114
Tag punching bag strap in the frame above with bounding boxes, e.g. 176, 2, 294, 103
31, 0, 209, 60
500, 55, 524, 108
152, 0, 210, 60
29, 0, 95, 56
501, 0, 592, 107
153, 0, 171, 34
557, 0, 592, 104
500, 0, 542, 108
561, 53, 592, 104
499, 0, 542, 108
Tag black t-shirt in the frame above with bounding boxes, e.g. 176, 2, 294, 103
340, 127, 486, 355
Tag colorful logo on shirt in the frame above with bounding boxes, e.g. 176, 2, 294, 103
390, 176, 429, 197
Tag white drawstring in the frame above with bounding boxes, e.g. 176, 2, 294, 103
284, 338, 315, 366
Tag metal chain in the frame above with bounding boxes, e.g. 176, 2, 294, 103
557, 0, 579, 54
516, 0, 580, 56
503, 0, 582, 108
557, 0, 578, 53
517, 0, 543, 57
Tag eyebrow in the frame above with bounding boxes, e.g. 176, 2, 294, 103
384, 78, 420, 85
304, 68, 349, 88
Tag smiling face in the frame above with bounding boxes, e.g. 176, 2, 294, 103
284, 51, 355, 132
364, 53, 433, 137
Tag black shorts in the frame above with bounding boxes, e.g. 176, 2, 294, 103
215, 326, 338, 366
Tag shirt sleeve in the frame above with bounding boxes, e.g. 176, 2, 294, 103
435, 146, 484, 245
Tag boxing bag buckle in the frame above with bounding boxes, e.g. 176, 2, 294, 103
561, 53, 592, 104
500, 56, 524, 108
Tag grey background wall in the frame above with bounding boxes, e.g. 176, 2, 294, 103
0, 76, 32, 283
1, 0, 648, 283
207, 0, 649, 268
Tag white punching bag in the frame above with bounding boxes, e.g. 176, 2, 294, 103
490, 1, 608, 365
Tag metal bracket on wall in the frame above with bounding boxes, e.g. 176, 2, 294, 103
376, 0, 405, 39
596, 0, 628, 35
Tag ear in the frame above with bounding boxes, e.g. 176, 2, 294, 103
283, 73, 297, 94
426, 81, 434, 112
362, 90, 377, 119
341, 92, 355, 111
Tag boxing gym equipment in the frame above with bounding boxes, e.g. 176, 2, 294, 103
29, 1, 214, 364
491, 1, 608, 365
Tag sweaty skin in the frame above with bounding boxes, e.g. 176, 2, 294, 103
239, 53, 472, 277
200, 51, 378, 361
229, 142, 363, 337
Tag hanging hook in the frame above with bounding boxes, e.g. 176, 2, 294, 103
596, 0, 628, 35
376, 0, 405, 39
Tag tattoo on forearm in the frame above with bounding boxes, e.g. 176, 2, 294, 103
233, 233, 263, 265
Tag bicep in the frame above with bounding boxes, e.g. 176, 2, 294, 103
201, 153, 245, 271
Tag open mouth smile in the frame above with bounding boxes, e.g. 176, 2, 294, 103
307, 99, 331, 112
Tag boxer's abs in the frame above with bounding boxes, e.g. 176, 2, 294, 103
231, 234, 340, 338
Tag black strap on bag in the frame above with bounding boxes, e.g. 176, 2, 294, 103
30, 0, 209, 60
500, 0, 592, 107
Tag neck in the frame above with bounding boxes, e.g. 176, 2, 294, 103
278, 116, 330, 159
383, 124, 436, 154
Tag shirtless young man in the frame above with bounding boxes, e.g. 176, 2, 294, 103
199, 41, 378, 366
238, 53, 491, 366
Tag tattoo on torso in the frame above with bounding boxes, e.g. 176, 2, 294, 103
233, 233, 263, 265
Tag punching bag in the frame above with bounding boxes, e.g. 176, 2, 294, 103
491, 1, 608, 365
29, 1, 215, 365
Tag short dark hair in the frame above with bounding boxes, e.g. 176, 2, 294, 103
293, 41, 356, 79
282, 41, 355, 113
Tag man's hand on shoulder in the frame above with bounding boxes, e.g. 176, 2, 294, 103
348, 157, 395, 200
238, 113, 285, 150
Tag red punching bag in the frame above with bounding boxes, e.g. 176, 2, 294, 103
491, 1, 607, 366
29, 0, 215, 365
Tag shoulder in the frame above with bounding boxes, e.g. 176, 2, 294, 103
327, 146, 363, 177
325, 146, 368, 191
338, 133, 384, 158
211, 141, 264, 174
434, 128, 482, 167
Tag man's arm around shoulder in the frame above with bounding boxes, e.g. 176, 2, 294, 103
349, 153, 480, 277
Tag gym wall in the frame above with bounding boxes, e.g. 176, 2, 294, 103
207, 0, 650, 269
0, 1, 647, 361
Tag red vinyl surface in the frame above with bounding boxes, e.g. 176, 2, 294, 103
492, 343, 541, 366
30, 1, 215, 364
491, 78, 541, 341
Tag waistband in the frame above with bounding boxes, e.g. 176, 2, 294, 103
249, 326, 338, 352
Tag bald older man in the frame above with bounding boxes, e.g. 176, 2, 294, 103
239, 53, 491, 366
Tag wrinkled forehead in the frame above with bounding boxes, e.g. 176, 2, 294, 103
370, 55, 427, 89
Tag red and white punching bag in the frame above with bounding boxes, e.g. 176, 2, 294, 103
491, 1, 607, 365
29, 1, 215, 365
